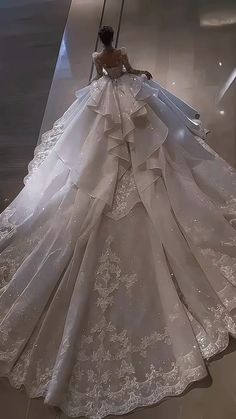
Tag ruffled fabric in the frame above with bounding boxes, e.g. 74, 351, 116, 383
2, 71, 236, 419
24, 85, 91, 185
22, 73, 206, 204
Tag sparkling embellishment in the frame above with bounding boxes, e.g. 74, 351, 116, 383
201, 248, 236, 286
2, 52, 236, 419
0, 208, 16, 241
24, 119, 64, 184
0, 322, 24, 363
105, 168, 140, 220
59, 236, 205, 418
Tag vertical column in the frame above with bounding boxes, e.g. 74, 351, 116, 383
38, 0, 104, 139
38, 0, 125, 141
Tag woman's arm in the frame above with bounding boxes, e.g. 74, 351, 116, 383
122, 49, 152, 80
90, 53, 103, 83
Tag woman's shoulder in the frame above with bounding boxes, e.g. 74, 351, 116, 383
92, 51, 101, 59
92, 51, 104, 66
119, 46, 127, 55
92, 47, 127, 61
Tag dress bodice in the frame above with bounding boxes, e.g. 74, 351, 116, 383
103, 65, 125, 79
92, 47, 127, 79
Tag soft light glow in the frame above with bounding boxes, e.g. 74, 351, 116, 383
219, 61, 223, 67
171, 81, 176, 85
217, 68, 236, 104
176, 128, 185, 140
55, 33, 72, 80
200, 8, 236, 27
219, 110, 225, 115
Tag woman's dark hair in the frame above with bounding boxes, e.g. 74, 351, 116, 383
98, 26, 114, 46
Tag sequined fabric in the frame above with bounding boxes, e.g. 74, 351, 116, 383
1, 49, 236, 418
105, 166, 141, 220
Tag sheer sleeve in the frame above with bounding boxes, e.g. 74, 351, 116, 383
92, 52, 103, 78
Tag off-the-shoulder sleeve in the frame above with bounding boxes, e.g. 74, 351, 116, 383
92, 52, 99, 61
92, 52, 103, 77
120, 46, 127, 56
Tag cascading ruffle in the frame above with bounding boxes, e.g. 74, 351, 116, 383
86, 74, 169, 166
22, 73, 211, 208
3, 71, 236, 419
24, 85, 91, 185
1, 73, 211, 245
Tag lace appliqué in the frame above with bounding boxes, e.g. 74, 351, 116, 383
186, 303, 236, 360
9, 348, 52, 396
60, 236, 205, 418
201, 247, 236, 286
2, 236, 207, 419
94, 235, 138, 311
181, 218, 216, 244
0, 208, 16, 242
77, 236, 170, 359
0, 226, 46, 291
24, 118, 64, 184
220, 196, 236, 228
105, 169, 140, 220
218, 285, 236, 310
0, 322, 24, 363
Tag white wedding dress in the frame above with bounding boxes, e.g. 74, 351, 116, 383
1, 47, 236, 419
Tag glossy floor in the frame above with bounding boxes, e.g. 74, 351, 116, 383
40, 0, 236, 167
0, 0, 71, 211
1, 0, 236, 418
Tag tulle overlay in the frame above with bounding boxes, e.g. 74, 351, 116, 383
1, 72, 236, 419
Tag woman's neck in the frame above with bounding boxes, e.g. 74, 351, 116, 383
103, 44, 114, 51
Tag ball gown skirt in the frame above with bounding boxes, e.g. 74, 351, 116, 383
1, 73, 236, 419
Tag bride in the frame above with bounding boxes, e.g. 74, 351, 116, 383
1, 25, 236, 419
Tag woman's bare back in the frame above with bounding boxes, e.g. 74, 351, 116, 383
92, 47, 152, 80
97, 48, 123, 69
